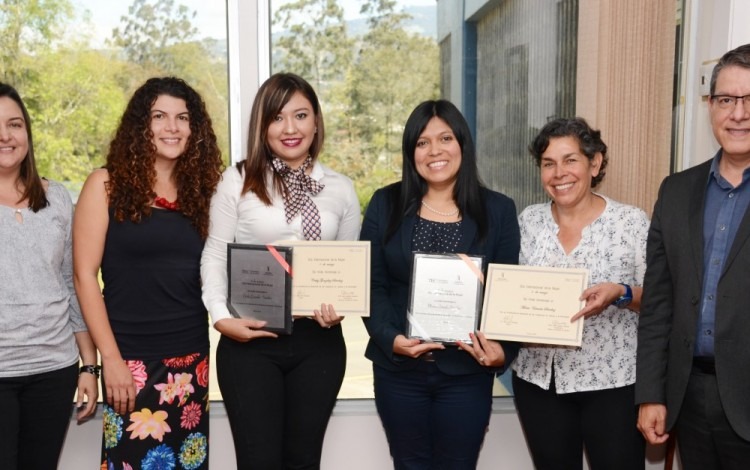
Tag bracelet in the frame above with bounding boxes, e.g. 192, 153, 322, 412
80, 364, 101, 378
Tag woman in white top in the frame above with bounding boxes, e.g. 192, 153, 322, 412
201, 73, 360, 469
512, 117, 650, 470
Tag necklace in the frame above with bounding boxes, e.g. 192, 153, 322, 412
421, 200, 459, 217
154, 196, 180, 211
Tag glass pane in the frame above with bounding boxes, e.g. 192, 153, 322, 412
474, 0, 578, 213
271, 0, 440, 399
3, 0, 229, 400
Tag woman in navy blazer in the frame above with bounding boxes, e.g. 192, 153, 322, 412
360, 100, 520, 469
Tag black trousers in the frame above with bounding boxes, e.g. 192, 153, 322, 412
676, 364, 750, 470
217, 318, 346, 470
513, 371, 645, 470
0, 363, 78, 470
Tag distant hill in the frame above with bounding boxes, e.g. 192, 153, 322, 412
346, 6, 437, 39
272, 5, 437, 41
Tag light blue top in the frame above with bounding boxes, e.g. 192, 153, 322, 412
0, 180, 84, 377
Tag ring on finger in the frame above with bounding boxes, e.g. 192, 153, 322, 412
479, 356, 486, 363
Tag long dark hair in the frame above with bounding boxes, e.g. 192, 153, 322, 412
238, 73, 325, 205
386, 99, 487, 241
105, 77, 223, 239
0, 83, 48, 212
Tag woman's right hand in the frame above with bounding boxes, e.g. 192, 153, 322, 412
393, 334, 444, 358
102, 358, 137, 415
215, 318, 279, 342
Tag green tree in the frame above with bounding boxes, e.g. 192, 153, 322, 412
272, 0, 352, 92
0, 0, 74, 85
110, 0, 198, 72
342, 0, 439, 205
24, 48, 127, 183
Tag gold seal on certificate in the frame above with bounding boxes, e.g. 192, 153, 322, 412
227, 244, 293, 334
407, 252, 485, 344
479, 264, 588, 346
277, 240, 371, 316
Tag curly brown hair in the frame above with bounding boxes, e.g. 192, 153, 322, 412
105, 77, 223, 238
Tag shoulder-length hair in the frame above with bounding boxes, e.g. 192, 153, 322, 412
238, 72, 324, 205
106, 77, 223, 238
386, 99, 487, 241
528, 117, 608, 188
0, 83, 48, 212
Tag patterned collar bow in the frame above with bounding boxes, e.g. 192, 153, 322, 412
271, 155, 325, 240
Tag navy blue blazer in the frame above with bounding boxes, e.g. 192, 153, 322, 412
360, 183, 521, 375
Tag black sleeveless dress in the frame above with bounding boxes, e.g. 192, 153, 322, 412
100, 208, 209, 470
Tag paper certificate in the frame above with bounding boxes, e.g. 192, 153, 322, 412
479, 264, 588, 346
227, 244, 293, 334
407, 253, 485, 344
277, 240, 371, 317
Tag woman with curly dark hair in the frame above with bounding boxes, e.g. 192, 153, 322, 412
74, 77, 223, 469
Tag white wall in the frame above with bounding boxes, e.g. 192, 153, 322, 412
59, 399, 674, 469
678, 0, 750, 170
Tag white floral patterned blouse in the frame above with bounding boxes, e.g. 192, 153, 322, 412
511, 194, 650, 393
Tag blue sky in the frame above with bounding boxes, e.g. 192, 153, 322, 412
72, 0, 435, 46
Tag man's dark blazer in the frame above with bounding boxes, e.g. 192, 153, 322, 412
635, 157, 750, 440
360, 182, 521, 375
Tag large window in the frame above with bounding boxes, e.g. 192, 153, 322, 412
2, 0, 229, 399
270, 0, 439, 399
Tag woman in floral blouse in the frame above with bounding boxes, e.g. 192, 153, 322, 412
512, 118, 649, 470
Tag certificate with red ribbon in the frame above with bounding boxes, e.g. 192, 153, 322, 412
227, 243, 293, 334
407, 252, 485, 344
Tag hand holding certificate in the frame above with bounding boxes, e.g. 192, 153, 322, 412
227, 244, 293, 334
276, 240, 370, 317
407, 253, 485, 344
480, 264, 588, 346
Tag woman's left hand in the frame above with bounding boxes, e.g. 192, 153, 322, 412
570, 282, 623, 322
75, 371, 99, 422
313, 303, 344, 329
456, 331, 506, 367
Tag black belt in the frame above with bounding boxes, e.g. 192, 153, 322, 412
692, 356, 716, 375
421, 351, 436, 362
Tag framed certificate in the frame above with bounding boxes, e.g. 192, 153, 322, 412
276, 240, 371, 316
227, 244, 293, 334
407, 252, 485, 344
479, 264, 588, 346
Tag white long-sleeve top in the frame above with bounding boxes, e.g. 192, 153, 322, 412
201, 162, 361, 325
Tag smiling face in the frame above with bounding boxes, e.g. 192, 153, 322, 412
266, 91, 316, 169
540, 136, 601, 209
413, 117, 462, 191
0, 96, 29, 175
149, 94, 191, 162
710, 65, 750, 164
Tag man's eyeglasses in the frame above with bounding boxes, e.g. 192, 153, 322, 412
710, 94, 750, 110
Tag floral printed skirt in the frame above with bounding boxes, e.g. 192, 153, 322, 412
101, 351, 210, 470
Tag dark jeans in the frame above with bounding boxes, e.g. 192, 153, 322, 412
0, 363, 78, 470
676, 365, 750, 470
373, 361, 493, 470
217, 318, 346, 470
513, 371, 644, 470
